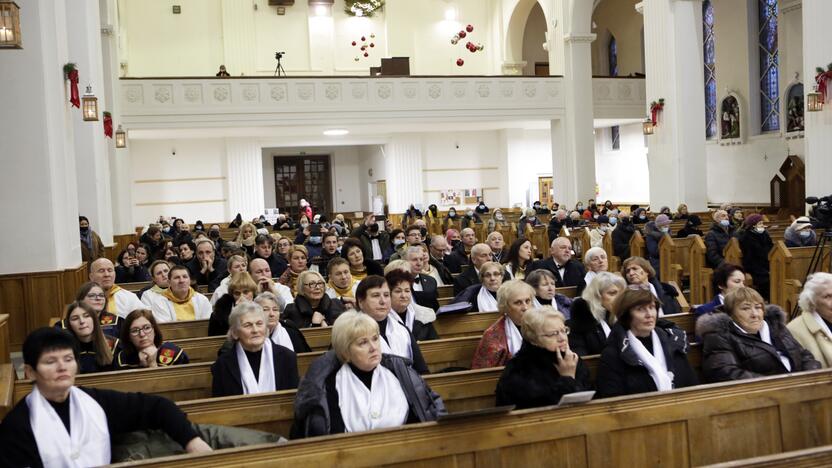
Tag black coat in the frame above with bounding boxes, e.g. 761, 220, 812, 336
704, 222, 735, 269
451, 284, 486, 312
453, 266, 480, 296
412, 274, 440, 311
650, 277, 683, 317
495, 341, 591, 409
697, 305, 820, 383
444, 250, 469, 274
595, 321, 699, 398
310, 251, 340, 280
528, 257, 586, 296
738, 229, 774, 299
254, 252, 288, 278
378, 315, 430, 374
210, 341, 300, 397
393, 306, 440, 342
676, 226, 703, 238
208, 293, 236, 336
115, 265, 151, 283
612, 220, 636, 259
185, 256, 228, 292
350, 224, 392, 262
547, 217, 565, 243
283, 294, 346, 329
429, 256, 455, 285
567, 298, 612, 357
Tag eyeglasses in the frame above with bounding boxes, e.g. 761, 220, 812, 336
129, 324, 154, 336
540, 327, 570, 338
85, 293, 106, 299
305, 281, 326, 289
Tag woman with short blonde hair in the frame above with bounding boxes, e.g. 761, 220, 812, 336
283, 270, 345, 328
789, 272, 832, 367
568, 272, 626, 356
471, 279, 535, 369
209, 272, 259, 336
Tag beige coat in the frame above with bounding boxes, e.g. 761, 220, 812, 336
787, 311, 832, 368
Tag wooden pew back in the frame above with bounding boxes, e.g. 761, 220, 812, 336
689, 235, 713, 306
769, 241, 831, 311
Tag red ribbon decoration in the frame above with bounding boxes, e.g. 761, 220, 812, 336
68, 69, 80, 108
650, 101, 665, 125
103, 113, 113, 138
816, 71, 832, 103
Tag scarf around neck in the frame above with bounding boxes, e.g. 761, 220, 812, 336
380, 313, 413, 359
477, 286, 499, 312
163, 287, 196, 321
335, 362, 409, 433
106, 285, 123, 314
235, 341, 276, 394
329, 278, 356, 299
626, 330, 673, 391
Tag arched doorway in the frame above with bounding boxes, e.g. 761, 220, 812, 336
504, 0, 550, 75
522, 3, 548, 76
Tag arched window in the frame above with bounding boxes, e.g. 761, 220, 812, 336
758, 0, 779, 133
703, 0, 717, 139
608, 35, 618, 77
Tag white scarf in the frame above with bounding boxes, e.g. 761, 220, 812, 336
599, 319, 612, 337
812, 311, 832, 340
335, 363, 409, 433
27, 386, 110, 468
270, 324, 294, 352
399, 304, 416, 332
380, 312, 413, 359
646, 282, 665, 316
477, 286, 499, 312
504, 317, 523, 356
235, 341, 277, 395
626, 330, 674, 391
584, 270, 598, 286
370, 238, 382, 261
733, 321, 792, 372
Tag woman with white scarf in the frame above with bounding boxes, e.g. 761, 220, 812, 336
450, 261, 506, 313
471, 280, 535, 369
211, 302, 299, 397
788, 272, 832, 367
596, 286, 699, 397
697, 287, 819, 382
0, 328, 211, 466
355, 275, 429, 374
386, 269, 439, 342
291, 311, 446, 438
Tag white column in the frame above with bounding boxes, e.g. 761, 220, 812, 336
385, 135, 424, 213
0, 0, 81, 273
641, 0, 708, 211
803, 0, 832, 201
225, 139, 265, 220
220, 0, 256, 76
67, 0, 114, 245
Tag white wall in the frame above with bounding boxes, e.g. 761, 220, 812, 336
357, 144, 387, 212
129, 139, 228, 225
595, 123, 649, 204
502, 129, 552, 207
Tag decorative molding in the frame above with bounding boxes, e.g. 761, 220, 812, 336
424, 186, 499, 193
134, 177, 227, 184
423, 167, 499, 173
563, 33, 596, 44
135, 199, 227, 207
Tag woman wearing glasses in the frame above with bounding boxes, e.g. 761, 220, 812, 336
113, 309, 189, 369
495, 306, 590, 409
283, 271, 345, 328
56, 282, 123, 340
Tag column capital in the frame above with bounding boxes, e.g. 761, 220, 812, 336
563, 33, 596, 44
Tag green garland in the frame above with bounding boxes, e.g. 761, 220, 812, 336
344, 0, 384, 17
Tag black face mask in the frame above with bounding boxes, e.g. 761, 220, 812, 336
80, 227, 89, 234
209, 231, 220, 239
369, 224, 379, 234
419, 227, 428, 238
451, 239, 461, 248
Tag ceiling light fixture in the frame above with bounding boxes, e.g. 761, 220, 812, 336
323, 129, 349, 136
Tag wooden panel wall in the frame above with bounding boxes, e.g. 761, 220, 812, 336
0, 263, 87, 350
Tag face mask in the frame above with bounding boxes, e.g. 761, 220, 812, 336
577, 205, 584, 211
719, 219, 730, 227
419, 227, 428, 237
449, 211, 456, 217
533, 204, 540, 209
466, 210, 474, 217
800, 230, 812, 238
639, 215, 646, 220
162, 227, 170, 234
80, 227, 89, 234
309, 236, 322, 244
609, 217, 618, 226
754, 227, 766, 234
300, 222, 309, 228
451, 239, 461, 248
660, 226, 670, 233
209, 231, 220, 239
593, 214, 599, 219
393, 239, 406, 247
528, 217, 536, 222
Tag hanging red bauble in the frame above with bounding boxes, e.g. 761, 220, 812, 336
370, 43, 375, 48
352, 41, 356, 46
456, 58, 464, 66
459, 30, 467, 38
361, 45, 366, 51
361, 36, 366, 41
103, 112, 113, 138
364, 52, 369, 57
466, 24, 474, 33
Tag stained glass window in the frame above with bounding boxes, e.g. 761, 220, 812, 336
611, 126, 620, 150
703, 0, 717, 139
758, 0, 779, 132
608, 35, 618, 77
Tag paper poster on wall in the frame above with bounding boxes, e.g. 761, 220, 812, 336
440, 189, 480, 206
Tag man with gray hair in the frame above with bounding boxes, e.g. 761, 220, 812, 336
486, 231, 505, 263
529, 237, 587, 295
406, 246, 440, 311
427, 235, 454, 284
453, 243, 494, 295
547, 209, 568, 243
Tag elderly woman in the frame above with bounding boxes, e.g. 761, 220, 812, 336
209, 272, 259, 336
211, 254, 248, 305
471, 280, 536, 369
517, 208, 543, 238
789, 273, 832, 367
504, 238, 533, 280
341, 238, 384, 282
697, 287, 820, 382
644, 214, 672, 277
61, 302, 116, 373
211, 301, 299, 397
568, 272, 626, 356
673, 203, 690, 220
704, 209, 735, 268
283, 270, 346, 328
692, 263, 746, 317
114, 309, 189, 369
526, 269, 572, 316
621, 257, 681, 316
60, 281, 122, 340
487, 208, 509, 233
0, 328, 211, 466
386, 269, 439, 341
784, 216, 817, 248
582, 247, 609, 286
495, 306, 591, 409
595, 287, 698, 397
235, 222, 258, 257
737, 214, 774, 300
452, 261, 506, 313
291, 311, 445, 438
279, 245, 309, 297
144, 265, 212, 323
355, 275, 429, 374
255, 292, 310, 353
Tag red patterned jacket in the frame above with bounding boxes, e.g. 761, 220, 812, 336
471, 315, 512, 369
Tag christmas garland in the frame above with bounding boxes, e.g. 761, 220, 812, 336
649, 98, 665, 125
63, 63, 81, 108
344, 0, 384, 17
815, 63, 832, 103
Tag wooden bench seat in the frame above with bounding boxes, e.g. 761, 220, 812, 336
112, 363, 832, 467
704, 444, 832, 468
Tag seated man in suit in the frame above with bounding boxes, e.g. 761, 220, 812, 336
487, 231, 506, 263
405, 246, 440, 311
529, 237, 587, 296
453, 243, 494, 295
185, 239, 228, 292
427, 235, 454, 285
89, 258, 144, 318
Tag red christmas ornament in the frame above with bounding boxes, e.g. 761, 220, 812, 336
361, 45, 366, 51
456, 58, 464, 67
364, 52, 369, 57
352, 41, 357, 46
370, 43, 375, 48
459, 30, 467, 38
466, 24, 474, 33
103, 112, 113, 138
361, 36, 366, 41
68, 69, 80, 108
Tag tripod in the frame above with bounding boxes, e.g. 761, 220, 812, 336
791, 229, 832, 318
274, 55, 286, 77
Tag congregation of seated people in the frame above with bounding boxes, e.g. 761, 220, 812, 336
4, 199, 826, 465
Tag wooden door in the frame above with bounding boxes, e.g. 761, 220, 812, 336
273, 155, 332, 219
539, 177, 553, 206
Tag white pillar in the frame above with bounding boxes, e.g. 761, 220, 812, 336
67, 0, 114, 245
385, 135, 424, 213
641, 0, 708, 211
225, 139, 265, 220
220, 0, 256, 76
0, 0, 81, 273
802, 0, 832, 201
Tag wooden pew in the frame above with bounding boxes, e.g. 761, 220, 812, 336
602, 229, 621, 272
527, 226, 549, 260
0, 314, 9, 364
629, 230, 645, 258
659, 236, 694, 293
113, 360, 832, 468
689, 235, 713, 306
0, 363, 14, 419
769, 241, 831, 312
495, 223, 517, 249
705, 444, 832, 468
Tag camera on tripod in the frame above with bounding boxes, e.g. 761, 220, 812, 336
805, 196, 832, 230
274, 51, 287, 77
275, 51, 286, 60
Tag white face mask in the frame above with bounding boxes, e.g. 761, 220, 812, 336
755, 227, 766, 234
800, 230, 812, 238
660, 226, 669, 233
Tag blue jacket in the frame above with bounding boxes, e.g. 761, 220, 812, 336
693, 295, 722, 318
